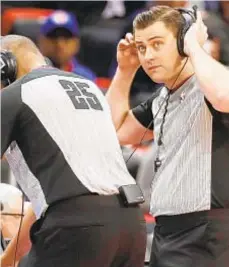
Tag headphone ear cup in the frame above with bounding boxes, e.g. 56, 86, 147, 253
44, 57, 53, 67
177, 20, 191, 57
0, 50, 17, 85
177, 27, 185, 57
176, 9, 196, 57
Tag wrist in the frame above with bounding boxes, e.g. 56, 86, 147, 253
116, 66, 138, 79
1, 253, 12, 266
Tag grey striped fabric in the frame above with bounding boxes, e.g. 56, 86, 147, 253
20, 75, 135, 194
5, 142, 48, 218
150, 76, 212, 217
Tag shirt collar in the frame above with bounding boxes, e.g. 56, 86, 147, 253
160, 75, 197, 102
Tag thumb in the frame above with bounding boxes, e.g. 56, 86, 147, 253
196, 10, 203, 24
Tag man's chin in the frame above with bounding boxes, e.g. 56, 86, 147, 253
148, 74, 165, 84
49, 58, 69, 69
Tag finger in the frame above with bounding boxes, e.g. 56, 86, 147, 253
123, 49, 131, 57
196, 10, 203, 24
125, 32, 134, 43
118, 39, 130, 50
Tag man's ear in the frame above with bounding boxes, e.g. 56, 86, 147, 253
74, 38, 80, 55
37, 35, 44, 47
38, 35, 50, 55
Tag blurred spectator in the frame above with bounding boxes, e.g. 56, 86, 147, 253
203, 34, 221, 61
204, 0, 220, 12
0, 183, 31, 265
39, 10, 96, 81
0, 184, 29, 243
220, 1, 229, 24
202, 9, 229, 66
102, 0, 126, 19
205, 1, 229, 24
101, 0, 147, 20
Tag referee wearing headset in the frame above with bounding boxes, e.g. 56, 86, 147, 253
107, 5, 229, 267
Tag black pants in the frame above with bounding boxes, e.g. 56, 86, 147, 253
149, 209, 229, 267
19, 194, 146, 267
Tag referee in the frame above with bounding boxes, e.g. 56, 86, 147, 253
107, 6, 229, 267
0, 35, 146, 267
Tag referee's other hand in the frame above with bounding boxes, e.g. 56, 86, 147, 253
117, 33, 140, 73
184, 11, 208, 56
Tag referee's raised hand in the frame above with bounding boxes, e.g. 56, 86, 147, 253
117, 33, 140, 73
184, 11, 208, 56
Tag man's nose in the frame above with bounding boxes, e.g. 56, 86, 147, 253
56, 38, 67, 50
145, 46, 156, 61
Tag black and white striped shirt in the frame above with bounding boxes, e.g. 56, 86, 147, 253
1, 68, 135, 218
133, 75, 229, 217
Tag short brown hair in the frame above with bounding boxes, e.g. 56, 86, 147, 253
133, 6, 184, 37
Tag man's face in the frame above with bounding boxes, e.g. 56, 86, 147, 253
134, 21, 184, 85
39, 28, 79, 68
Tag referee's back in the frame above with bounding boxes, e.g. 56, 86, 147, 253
1, 67, 136, 216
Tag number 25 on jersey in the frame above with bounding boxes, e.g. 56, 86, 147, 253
59, 79, 103, 111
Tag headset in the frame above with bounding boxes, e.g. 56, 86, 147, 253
0, 50, 17, 87
0, 201, 7, 252
176, 5, 198, 57
0, 49, 53, 87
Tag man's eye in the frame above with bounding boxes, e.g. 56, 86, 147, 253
137, 46, 146, 53
153, 42, 162, 50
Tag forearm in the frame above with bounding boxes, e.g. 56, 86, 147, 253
106, 67, 137, 130
1, 206, 35, 266
189, 42, 229, 112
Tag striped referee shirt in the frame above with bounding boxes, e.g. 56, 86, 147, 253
1, 67, 135, 218
133, 75, 229, 217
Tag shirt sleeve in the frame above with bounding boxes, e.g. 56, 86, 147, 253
205, 98, 229, 129
1, 82, 22, 156
132, 89, 161, 130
